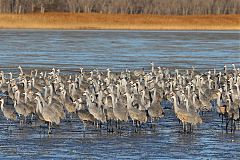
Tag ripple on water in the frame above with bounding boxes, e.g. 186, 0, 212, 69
0, 30, 240, 159
0, 30, 239, 71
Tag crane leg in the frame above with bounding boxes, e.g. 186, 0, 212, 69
48, 122, 52, 134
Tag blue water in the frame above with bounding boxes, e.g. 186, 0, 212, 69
0, 30, 240, 159
0, 30, 239, 71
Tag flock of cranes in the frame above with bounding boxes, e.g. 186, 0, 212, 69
0, 63, 239, 134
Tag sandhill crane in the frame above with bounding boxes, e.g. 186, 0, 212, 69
18, 66, 24, 77
102, 96, 116, 132
147, 88, 164, 124
125, 92, 147, 128
171, 93, 202, 132
23, 91, 36, 122
225, 98, 239, 132
60, 88, 76, 118
140, 89, 150, 110
216, 91, 228, 123
31, 77, 43, 91
198, 89, 212, 112
133, 69, 145, 77
14, 89, 32, 124
47, 96, 65, 120
84, 91, 106, 128
35, 93, 61, 134
74, 100, 95, 131
150, 62, 155, 74
1, 63, 238, 134
109, 92, 128, 130
0, 98, 17, 121
192, 92, 202, 112
34, 95, 45, 122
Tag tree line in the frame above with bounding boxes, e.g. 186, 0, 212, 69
0, 0, 239, 15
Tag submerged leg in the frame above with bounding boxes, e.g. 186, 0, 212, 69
48, 122, 52, 134
83, 121, 86, 132
189, 124, 192, 133
226, 119, 229, 133
182, 122, 185, 132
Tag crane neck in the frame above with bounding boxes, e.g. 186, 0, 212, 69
97, 91, 103, 107
227, 100, 232, 109
186, 86, 190, 98
107, 70, 110, 79
32, 77, 35, 87
185, 99, 189, 112
237, 76, 240, 85
152, 88, 157, 102
1, 72, 6, 83
0, 99, 4, 111
141, 90, 145, 104
49, 84, 54, 97
229, 78, 233, 90
116, 84, 120, 98
35, 69, 38, 77
14, 90, 20, 104
24, 93, 28, 103
110, 93, 116, 108
151, 63, 154, 73
85, 93, 92, 107
217, 93, 221, 107
19, 66, 23, 75
44, 86, 48, 99
23, 78, 28, 91
192, 95, 196, 105
36, 96, 43, 113
172, 96, 179, 113
38, 93, 47, 107
208, 79, 212, 89
48, 96, 52, 105
236, 85, 240, 97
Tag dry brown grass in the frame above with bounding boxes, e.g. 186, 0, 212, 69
0, 12, 239, 30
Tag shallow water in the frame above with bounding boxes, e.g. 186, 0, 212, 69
0, 110, 240, 159
0, 30, 239, 71
0, 30, 240, 159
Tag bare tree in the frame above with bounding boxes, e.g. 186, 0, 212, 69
0, 0, 239, 15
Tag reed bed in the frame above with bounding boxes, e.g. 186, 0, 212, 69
0, 13, 239, 30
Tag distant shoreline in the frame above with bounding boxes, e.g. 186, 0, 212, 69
0, 13, 239, 30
